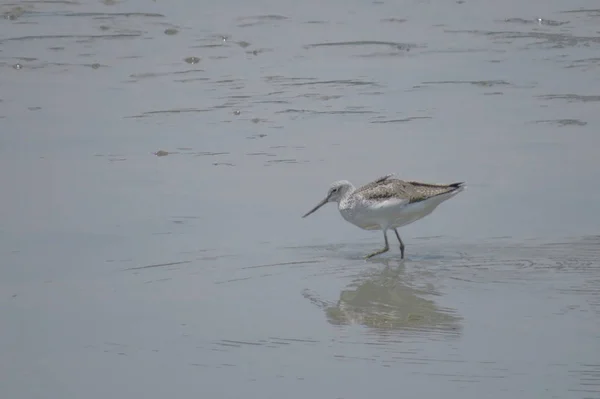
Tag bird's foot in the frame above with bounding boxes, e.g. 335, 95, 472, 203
365, 247, 389, 259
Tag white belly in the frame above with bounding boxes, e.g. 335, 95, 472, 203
339, 189, 462, 231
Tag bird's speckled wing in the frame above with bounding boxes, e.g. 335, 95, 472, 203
405, 181, 464, 203
357, 178, 464, 203
353, 174, 394, 193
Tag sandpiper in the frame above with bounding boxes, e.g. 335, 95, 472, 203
302, 174, 465, 259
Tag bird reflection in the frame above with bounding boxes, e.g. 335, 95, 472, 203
323, 257, 462, 333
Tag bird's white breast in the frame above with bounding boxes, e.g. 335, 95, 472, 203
338, 196, 408, 230
337, 189, 460, 231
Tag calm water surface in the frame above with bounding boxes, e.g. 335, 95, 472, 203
1, 0, 600, 398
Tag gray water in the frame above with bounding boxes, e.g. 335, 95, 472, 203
1, 0, 600, 398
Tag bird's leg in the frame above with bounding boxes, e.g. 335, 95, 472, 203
393, 228, 405, 259
366, 230, 390, 258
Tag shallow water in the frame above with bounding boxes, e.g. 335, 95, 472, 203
1, 0, 600, 398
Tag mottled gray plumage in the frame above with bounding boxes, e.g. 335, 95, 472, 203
356, 176, 465, 204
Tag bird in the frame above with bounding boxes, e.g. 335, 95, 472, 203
302, 174, 465, 259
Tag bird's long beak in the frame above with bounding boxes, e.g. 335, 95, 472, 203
302, 196, 329, 218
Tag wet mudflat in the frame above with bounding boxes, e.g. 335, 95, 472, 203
1, 0, 599, 398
